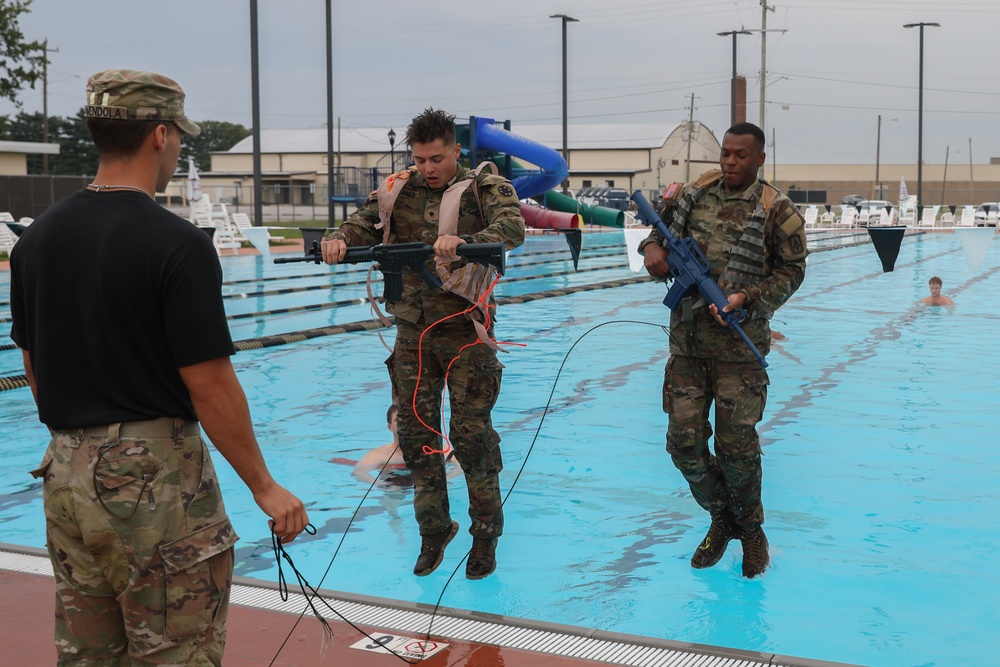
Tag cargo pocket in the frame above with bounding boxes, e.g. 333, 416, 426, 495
158, 518, 238, 640
735, 365, 770, 427
662, 357, 675, 414
470, 358, 503, 414
384, 351, 401, 408
29, 451, 53, 480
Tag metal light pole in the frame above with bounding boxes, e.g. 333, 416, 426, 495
388, 128, 396, 175
717, 30, 750, 128
904, 22, 940, 210
250, 0, 263, 227
326, 0, 335, 227
550, 14, 578, 193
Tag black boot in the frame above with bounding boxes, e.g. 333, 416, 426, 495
740, 525, 770, 578
690, 512, 740, 569
465, 537, 498, 580
413, 521, 458, 577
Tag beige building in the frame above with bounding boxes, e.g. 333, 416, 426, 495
165, 122, 1000, 215
167, 121, 722, 208
767, 162, 1000, 209
0, 140, 60, 175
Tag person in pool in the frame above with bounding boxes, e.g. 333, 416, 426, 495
918, 276, 955, 306
330, 405, 462, 487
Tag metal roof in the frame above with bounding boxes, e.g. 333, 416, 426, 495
224, 123, 685, 155
0, 140, 60, 155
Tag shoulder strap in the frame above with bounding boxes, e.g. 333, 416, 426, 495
438, 162, 497, 237
694, 169, 724, 189
758, 181, 779, 215
375, 168, 417, 244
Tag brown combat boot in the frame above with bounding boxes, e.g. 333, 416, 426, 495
413, 521, 458, 577
690, 512, 740, 569
740, 525, 770, 578
465, 537, 498, 580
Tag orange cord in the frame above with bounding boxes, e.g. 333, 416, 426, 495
410, 274, 525, 456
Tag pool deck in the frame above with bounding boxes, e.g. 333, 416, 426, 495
1, 545, 860, 667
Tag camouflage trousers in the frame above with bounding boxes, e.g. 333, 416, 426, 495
662, 355, 770, 528
31, 417, 238, 666
387, 319, 504, 539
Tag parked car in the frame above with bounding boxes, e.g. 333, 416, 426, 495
841, 194, 865, 207
974, 202, 1000, 226
856, 200, 893, 224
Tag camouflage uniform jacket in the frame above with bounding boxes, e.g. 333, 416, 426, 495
641, 177, 808, 362
328, 165, 525, 326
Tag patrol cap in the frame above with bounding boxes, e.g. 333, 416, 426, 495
85, 69, 201, 136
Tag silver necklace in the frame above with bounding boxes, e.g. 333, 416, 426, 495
87, 183, 151, 197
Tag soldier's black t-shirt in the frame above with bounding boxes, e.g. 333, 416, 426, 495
9, 189, 235, 430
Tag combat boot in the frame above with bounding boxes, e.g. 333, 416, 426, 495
740, 525, 770, 578
690, 512, 740, 569
413, 521, 458, 577
465, 537, 498, 580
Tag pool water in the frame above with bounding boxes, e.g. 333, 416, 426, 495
2, 231, 998, 667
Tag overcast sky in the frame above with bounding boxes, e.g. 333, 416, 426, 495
4, 0, 999, 166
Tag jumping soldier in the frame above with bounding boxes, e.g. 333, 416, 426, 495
321, 108, 525, 580
639, 122, 808, 578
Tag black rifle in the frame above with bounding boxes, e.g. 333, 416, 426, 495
275, 240, 506, 301
630, 190, 768, 368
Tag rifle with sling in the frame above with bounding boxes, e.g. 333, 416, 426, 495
630, 190, 768, 368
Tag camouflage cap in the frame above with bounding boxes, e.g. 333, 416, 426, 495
85, 69, 201, 136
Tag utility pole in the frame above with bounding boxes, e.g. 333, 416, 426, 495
40, 40, 59, 175
968, 137, 974, 203
743, 2, 785, 177
760, 0, 773, 132
940, 145, 949, 207
771, 127, 777, 184
685, 93, 696, 182
875, 114, 882, 200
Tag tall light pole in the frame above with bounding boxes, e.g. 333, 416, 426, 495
388, 128, 396, 175
717, 30, 750, 128
250, 0, 263, 228
550, 14, 578, 193
903, 22, 940, 211
325, 0, 335, 227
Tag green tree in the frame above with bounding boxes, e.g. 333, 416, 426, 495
50, 109, 99, 176
182, 120, 251, 172
0, 0, 45, 107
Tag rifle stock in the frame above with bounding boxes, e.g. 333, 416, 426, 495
630, 190, 768, 369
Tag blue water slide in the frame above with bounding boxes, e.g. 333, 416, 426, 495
470, 116, 567, 199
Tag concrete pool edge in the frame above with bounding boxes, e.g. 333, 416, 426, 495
1, 542, 864, 667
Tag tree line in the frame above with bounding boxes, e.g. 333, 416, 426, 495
0, 110, 251, 176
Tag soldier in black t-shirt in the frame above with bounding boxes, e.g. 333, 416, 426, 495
8, 69, 309, 666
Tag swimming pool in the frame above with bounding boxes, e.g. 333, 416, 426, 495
2, 230, 997, 667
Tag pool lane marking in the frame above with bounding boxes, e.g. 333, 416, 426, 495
220, 242, 626, 287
